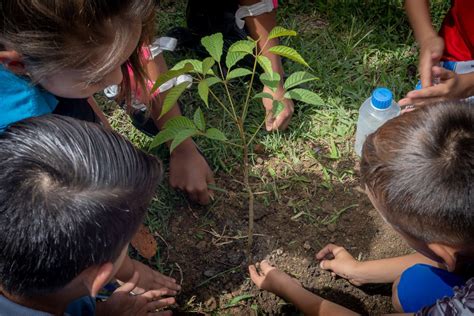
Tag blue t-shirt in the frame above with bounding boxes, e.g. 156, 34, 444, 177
0, 66, 58, 132
0, 295, 95, 316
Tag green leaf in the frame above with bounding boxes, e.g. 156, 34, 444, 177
202, 57, 215, 76
198, 80, 209, 107
253, 92, 274, 100
170, 129, 198, 152
163, 116, 195, 130
228, 40, 254, 54
226, 52, 247, 70
225, 294, 254, 307
205, 128, 227, 141
171, 59, 214, 75
268, 26, 297, 40
160, 82, 189, 118
201, 33, 224, 62
149, 127, 179, 150
205, 77, 222, 87
151, 63, 193, 93
284, 71, 318, 90
272, 100, 285, 117
259, 71, 281, 89
257, 56, 273, 73
193, 108, 206, 131
226, 68, 252, 80
268, 45, 310, 68
285, 88, 324, 106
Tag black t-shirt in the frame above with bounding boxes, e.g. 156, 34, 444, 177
53, 97, 100, 124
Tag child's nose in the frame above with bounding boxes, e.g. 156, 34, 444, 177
105, 67, 124, 86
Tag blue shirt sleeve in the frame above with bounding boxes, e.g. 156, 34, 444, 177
0, 66, 58, 132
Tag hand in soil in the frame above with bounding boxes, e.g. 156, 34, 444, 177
169, 140, 215, 205
131, 259, 182, 294
249, 260, 302, 296
98, 272, 175, 316
316, 244, 363, 286
262, 85, 294, 131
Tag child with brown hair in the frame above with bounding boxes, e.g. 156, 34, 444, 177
250, 102, 474, 315
0, 0, 214, 206
0, 0, 185, 295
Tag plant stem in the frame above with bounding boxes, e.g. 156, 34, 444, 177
246, 117, 267, 147
218, 62, 239, 122
242, 50, 259, 122
208, 89, 238, 123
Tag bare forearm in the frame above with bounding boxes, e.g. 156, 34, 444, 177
276, 283, 358, 316
404, 0, 437, 44
353, 253, 441, 284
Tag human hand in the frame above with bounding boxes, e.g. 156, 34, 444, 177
169, 139, 215, 205
262, 85, 294, 132
399, 67, 474, 107
100, 272, 175, 316
418, 35, 444, 89
316, 244, 364, 286
249, 260, 302, 296
131, 259, 181, 294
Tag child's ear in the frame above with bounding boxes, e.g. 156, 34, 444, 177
0, 50, 26, 74
428, 243, 458, 272
85, 263, 115, 297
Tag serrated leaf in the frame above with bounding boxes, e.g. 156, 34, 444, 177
228, 40, 255, 54
198, 80, 209, 107
171, 59, 214, 75
257, 56, 273, 73
284, 71, 318, 90
285, 88, 324, 106
259, 71, 281, 89
205, 128, 227, 141
193, 108, 206, 131
269, 45, 309, 68
163, 116, 195, 130
202, 57, 215, 76
268, 26, 297, 40
149, 127, 179, 150
160, 82, 189, 118
226, 51, 247, 69
272, 100, 285, 117
151, 63, 193, 93
201, 33, 224, 62
170, 129, 198, 152
253, 92, 274, 100
226, 68, 252, 80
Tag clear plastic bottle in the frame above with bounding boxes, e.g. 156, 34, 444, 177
354, 87, 400, 156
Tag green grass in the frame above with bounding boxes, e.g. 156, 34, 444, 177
101, 0, 449, 312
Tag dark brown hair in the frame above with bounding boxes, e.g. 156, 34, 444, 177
361, 102, 474, 246
0, 0, 155, 104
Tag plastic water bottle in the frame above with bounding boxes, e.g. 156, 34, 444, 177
354, 87, 400, 156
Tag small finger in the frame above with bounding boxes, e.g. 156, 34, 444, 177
141, 288, 176, 300
406, 85, 446, 99
248, 265, 262, 284
115, 271, 140, 294
148, 297, 176, 310
315, 244, 340, 260
259, 260, 274, 273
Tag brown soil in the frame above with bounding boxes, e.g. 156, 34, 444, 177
147, 156, 412, 315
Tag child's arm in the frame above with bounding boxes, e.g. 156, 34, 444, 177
316, 244, 442, 285
239, 0, 294, 132
404, 0, 444, 89
249, 261, 359, 316
146, 53, 215, 205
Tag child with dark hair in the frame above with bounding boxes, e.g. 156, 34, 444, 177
249, 102, 474, 315
0, 115, 175, 315
0, 0, 214, 206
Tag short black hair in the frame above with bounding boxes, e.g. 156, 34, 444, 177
0, 115, 162, 297
361, 102, 474, 246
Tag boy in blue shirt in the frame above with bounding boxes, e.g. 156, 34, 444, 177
250, 102, 474, 314
0, 115, 175, 315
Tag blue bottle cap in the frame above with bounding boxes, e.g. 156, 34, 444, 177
371, 87, 393, 110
